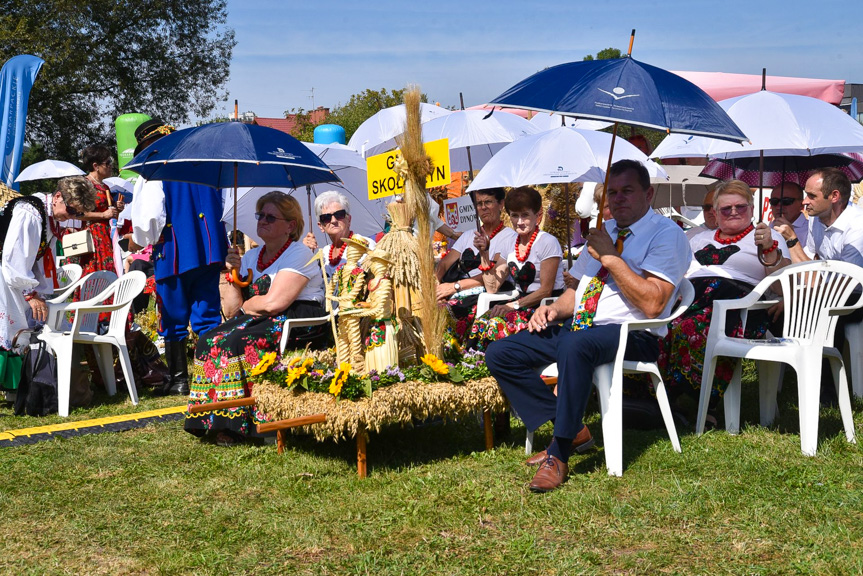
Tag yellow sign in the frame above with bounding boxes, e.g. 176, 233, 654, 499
366, 138, 451, 200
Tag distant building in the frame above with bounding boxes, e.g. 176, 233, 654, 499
242, 107, 330, 137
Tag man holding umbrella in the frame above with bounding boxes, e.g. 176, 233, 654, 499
485, 160, 690, 492
130, 119, 228, 396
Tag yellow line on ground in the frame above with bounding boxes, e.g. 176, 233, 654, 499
2, 405, 187, 438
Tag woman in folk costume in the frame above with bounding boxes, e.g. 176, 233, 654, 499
302, 190, 376, 277
65, 145, 121, 276
185, 192, 326, 446
0, 177, 96, 391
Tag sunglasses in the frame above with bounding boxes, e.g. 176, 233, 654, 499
254, 212, 287, 224
701, 203, 713, 211
57, 193, 82, 217
717, 204, 751, 217
769, 197, 797, 207
319, 209, 347, 225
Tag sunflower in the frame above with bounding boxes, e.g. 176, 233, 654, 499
286, 357, 316, 387
420, 353, 449, 376
249, 351, 278, 376
329, 362, 351, 397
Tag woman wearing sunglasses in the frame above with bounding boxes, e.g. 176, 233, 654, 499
659, 179, 791, 427
0, 177, 96, 391
302, 190, 375, 276
185, 191, 326, 446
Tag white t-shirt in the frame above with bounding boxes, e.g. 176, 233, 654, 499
321, 235, 376, 277
569, 210, 691, 336
241, 241, 325, 304
504, 230, 565, 294
449, 225, 518, 277
687, 227, 789, 287
805, 206, 863, 266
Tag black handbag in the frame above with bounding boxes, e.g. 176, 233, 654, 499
12, 330, 59, 417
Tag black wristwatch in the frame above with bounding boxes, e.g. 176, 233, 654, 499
786, 237, 799, 248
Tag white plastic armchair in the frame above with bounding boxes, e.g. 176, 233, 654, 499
530, 279, 694, 476
38, 271, 146, 417
697, 260, 863, 456
45, 270, 117, 331
279, 312, 334, 354
53, 263, 83, 294
476, 289, 520, 317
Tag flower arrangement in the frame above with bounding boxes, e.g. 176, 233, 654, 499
247, 347, 491, 402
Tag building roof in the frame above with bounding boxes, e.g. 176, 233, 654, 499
254, 117, 297, 134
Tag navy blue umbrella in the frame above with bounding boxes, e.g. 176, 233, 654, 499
124, 121, 339, 189
488, 53, 746, 227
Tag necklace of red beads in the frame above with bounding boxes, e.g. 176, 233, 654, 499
486, 221, 504, 240
714, 224, 754, 245
328, 231, 353, 266
515, 227, 540, 263
257, 237, 293, 271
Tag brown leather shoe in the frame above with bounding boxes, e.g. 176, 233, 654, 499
529, 454, 568, 493
525, 425, 596, 466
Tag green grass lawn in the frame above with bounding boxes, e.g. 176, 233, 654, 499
1, 368, 862, 575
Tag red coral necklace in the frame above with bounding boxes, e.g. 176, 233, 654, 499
515, 227, 540, 263
257, 237, 293, 271
486, 221, 504, 240
714, 224, 754, 245
329, 231, 353, 266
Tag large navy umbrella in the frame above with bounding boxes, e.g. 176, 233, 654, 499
488, 46, 747, 226
125, 121, 339, 189
125, 121, 340, 285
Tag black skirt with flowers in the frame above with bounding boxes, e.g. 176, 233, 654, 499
184, 299, 325, 437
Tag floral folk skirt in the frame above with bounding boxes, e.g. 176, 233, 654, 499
184, 300, 325, 437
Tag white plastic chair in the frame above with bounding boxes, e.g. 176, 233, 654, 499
53, 263, 83, 294
843, 318, 863, 398
279, 313, 333, 353
39, 271, 146, 417
476, 289, 520, 317
697, 260, 863, 456
529, 279, 695, 476
45, 270, 117, 331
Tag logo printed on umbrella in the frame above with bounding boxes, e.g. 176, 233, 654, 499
598, 87, 640, 101
268, 148, 300, 160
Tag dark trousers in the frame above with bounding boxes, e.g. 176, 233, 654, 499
155, 263, 223, 341
486, 323, 659, 440
129, 258, 154, 315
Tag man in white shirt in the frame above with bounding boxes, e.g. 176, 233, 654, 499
485, 160, 691, 493
768, 181, 808, 250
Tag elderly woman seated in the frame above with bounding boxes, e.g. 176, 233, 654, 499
467, 186, 565, 350
435, 187, 517, 340
185, 191, 326, 446
303, 190, 375, 276
658, 179, 790, 425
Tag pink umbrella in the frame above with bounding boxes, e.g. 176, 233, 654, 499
701, 153, 863, 186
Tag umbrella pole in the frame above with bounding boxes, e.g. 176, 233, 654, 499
564, 182, 572, 267
306, 184, 314, 235
231, 160, 252, 287
596, 122, 619, 230
460, 92, 482, 233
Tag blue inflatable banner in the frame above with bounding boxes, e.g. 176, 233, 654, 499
0, 54, 44, 190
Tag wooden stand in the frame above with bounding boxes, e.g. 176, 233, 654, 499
188, 396, 496, 478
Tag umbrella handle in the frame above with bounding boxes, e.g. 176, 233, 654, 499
232, 268, 253, 287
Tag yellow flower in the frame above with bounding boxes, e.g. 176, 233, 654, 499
329, 362, 351, 397
250, 351, 278, 376
420, 353, 449, 376
285, 356, 317, 387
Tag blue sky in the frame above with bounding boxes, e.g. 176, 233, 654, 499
214, 0, 855, 121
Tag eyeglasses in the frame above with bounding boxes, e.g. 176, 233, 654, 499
769, 197, 797, 207
476, 200, 498, 208
701, 203, 713, 211
717, 204, 751, 217
319, 209, 347, 225
57, 193, 82, 217
254, 212, 287, 224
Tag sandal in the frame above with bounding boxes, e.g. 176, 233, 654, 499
215, 431, 243, 447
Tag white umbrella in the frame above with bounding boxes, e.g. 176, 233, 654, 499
419, 109, 541, 173
652, 90, 863, 160
529, 112, 612, 132
15, 159, 85, 182
348, 102, 452, 158
222, 142, 387, 247
466, 127, 667, 192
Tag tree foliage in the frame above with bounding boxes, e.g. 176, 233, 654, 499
0, 0, 235, 161
286, 88, 428, 143
583, 47, 623, 61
